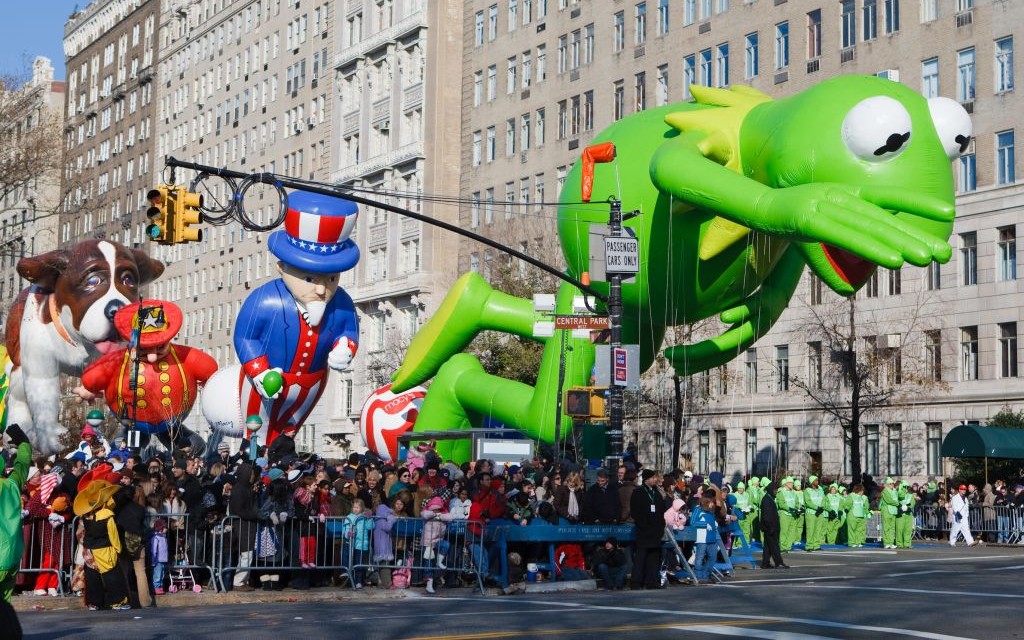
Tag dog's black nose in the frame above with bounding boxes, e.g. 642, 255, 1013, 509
105, 300, 125, 320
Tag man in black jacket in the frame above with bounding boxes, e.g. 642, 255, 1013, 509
629, 469, 668, 589
229, 464, 261, 591
584, 468, 621, 524
759, 479, 788, 569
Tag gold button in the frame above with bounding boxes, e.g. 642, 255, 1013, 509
160, 373, 171, 383
158, 361, 170, 371
137, 375, 146, 385
161, 385, 172, 395
136, 388, 145, 398
137, 400, 148, 409
161, 398, 172, 407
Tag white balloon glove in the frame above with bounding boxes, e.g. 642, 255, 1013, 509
270, 512, 280, 525
251, 368, 285, 400
327, 337, 357, 371
279, 512, 288, 523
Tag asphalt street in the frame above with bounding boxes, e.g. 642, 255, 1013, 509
16, 544, 1024, 640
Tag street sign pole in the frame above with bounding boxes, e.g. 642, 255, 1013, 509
606, 197, 624, 469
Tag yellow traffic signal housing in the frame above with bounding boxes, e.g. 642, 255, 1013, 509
174, 190, 204, 244
145, 187, 171, 244
565, 387, 607, 418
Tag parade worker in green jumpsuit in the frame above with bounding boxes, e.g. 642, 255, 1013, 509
823, 483, 845, 544
793, 478, 806, 549
803, 476, 825, 551
748, 477, 762, 542
1, 425, 31, 603
836, 484, 850, 545
734, 482, 754, 544
776, 477, 799, 551
845, 483, 869, 547
896, 481, 916, 548
880, 477, 900, 549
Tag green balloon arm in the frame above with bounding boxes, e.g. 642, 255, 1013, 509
665, 246, 804, 376
649, 137, 942, 271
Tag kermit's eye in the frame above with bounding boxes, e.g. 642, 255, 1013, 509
928, 96, 973, 160
841, 96, 913, 162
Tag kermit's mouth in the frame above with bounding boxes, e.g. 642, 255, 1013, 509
821, 244, 876, 287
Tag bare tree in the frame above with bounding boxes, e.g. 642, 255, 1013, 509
786, 286, 948, 482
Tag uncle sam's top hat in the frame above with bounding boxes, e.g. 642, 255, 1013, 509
268, 190, 359, 273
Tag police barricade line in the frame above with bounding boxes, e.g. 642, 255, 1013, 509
18, 517, 74, 596
349, 516, 487, 595
215, 514, 355, 593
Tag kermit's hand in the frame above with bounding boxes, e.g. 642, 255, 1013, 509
750, 183, 952, 269
665, 247, 804, 376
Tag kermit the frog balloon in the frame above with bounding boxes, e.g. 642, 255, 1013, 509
390, 75, 972, 461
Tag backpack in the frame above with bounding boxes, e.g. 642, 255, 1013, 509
391, 556, 411, 589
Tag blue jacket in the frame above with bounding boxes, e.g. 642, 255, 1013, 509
341, 512, 375, 551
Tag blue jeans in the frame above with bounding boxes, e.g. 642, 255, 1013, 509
152, 562, 166, 591
343, 544, 370, 585
997, 514, 1010, 542
694, 542, 715, 580
595, 563, 627, 589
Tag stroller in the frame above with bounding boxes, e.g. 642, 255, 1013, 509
168, 533, 202, 593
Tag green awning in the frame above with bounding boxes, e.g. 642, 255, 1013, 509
941, 424, 1024, 459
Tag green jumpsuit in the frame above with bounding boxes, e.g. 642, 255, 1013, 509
793, 480, 806, 548
823, 486, 844, 544
776, 479, 798, 551
747, 478, 762, 542
1, 440, 30, 602
803, 479, 825, 551
896, 484, 916, 548
845, 491, 869, 547
879, 479, 900, 549
734, 484, 754, 544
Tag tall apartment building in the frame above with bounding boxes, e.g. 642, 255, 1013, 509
464, 0, 1022, 479
60, 0, 161, 259
0, 57, 65, 304
329, 0, 464, 452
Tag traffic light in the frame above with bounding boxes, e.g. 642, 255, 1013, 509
173, 189, 204, 244
145, 187, 170, 243
565, 387, 607, 418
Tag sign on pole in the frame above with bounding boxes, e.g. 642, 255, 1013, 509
554, 315, 610, 330
604, 236, 639, 274
613, 347, 628, 386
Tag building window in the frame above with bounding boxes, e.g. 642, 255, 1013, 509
715, 43, 729, 87
807, 10, 821, 59
922, 57, 939, 98
958, 150, 977, 192
887, 424, 902, 475
634, 71, 646, 111
700, 49, 712, 86
656, 64, 669, 105
487, 65, 497, 101
960, 232, 977, 286
925, 329, 942, 382
997, 130, 1016, 185
808, 341, 822, 389
744, 348, 758, 393
584, 24, 594, 64
957, 47, 976, 103
926, 260, 941, 290
698, 430, 710, 474
683, 55, 696, 99
684, 0, 696, 25
613, 80, 625, 120
809, 274, 823, 305
841, 1, 856, 49
474, 10, 484, 46
700, 0, 712, 20
961, 326, 978, 381
472, 131, 482, 166
863, 0, 877, 41
486, 126, 496, 161
507, 56, 518, 93
920, 0, 937, 23
996, 37, 1014, 94
658, 0, 670, 36
1000, 322, 1018, 378
886, 268, 901, 295
775, 427, 789, 473
744, 32, 759, 79
884, 0, 900, 34
998, 226, 1017, 281
584, 90, 594, 130
864, 271, 879, 297
635, 2, 647, 45
714, 429, 727, 472
775, 22, 789, 69
613, 11, 625, 52
745, 429, 757, 473
775, 345, 790, 391
537, 44, 547, 82
926, 423, 942, 476
508, 0, 518, 30
488, 4, 498, 40
865, 424, 879, 476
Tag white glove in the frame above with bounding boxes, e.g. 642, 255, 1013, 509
48, 513, 63, 525
319, 513, 327, 524
251, 367, 285, 400
270, 512, 280, 525
279, 512, 288, 523
327, 337, 357, 371
21, 509, 29, 518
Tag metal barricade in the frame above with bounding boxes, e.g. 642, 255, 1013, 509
17, 516, 74, 595
144, 512, 217, 593
351, 516, 487, 595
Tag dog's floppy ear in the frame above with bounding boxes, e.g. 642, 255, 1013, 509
17, 250, 70, 291
131, 249, 165, 285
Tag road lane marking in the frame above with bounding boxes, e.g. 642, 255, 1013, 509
344, 608, 570, 621
795, 584, 1024, 599
729, 575, 854, 584
882, 570, 955, 577
677, 625, 837, 639
446, 598, 976, 640
859, 554, 1014, 565
404, 618, 779, 640
983, 564, 1024, 571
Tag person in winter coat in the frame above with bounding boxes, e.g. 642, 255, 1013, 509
552, 472, 585, 524
228, 464, 261, 591
421, 496, 455, 593
591, 537, 627, 590
340, 498, 375, 588
449, 488, 472, 519
759, 479, 787, 569
629, 469, 667, 590
150, 519, 169, 594
664, 497, 688, 530
23, 472, 71, 597
582, 468, 620, 524
554, 543, 589, 581
74, 479, 130, 610
0, 425, 31, 603
114, 485, 152, 608
257, 476, 295, 590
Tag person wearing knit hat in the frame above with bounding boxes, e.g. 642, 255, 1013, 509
65, 412, 112, 465
844, 484, 870, 547
630, 467, 667, 589
803, 475, 825, 552
267, 468, 285, 482
879, 477, 900, 549
747, 477, 763, 543
792, 478, 806, 549
823, 483, 845, 545
733, 481, 755, 545
776, 476, 799, 552
895, 481, 916, 549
